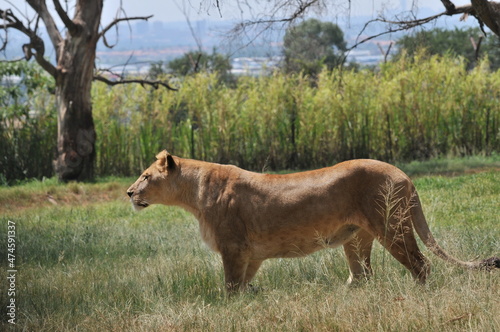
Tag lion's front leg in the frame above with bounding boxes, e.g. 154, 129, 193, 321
221, 249, 250, 293
244, 259, 263, 284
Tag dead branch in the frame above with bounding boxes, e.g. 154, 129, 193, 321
470, 35, 484, 60
26, 0, 62, 52
222, 0, 322, 56
53, 0, 80, 36
441, 0, 457, 13
444, 313, 473, 325
1, 10, 8, 52
1, 9, 23, 29
348, 4, 475, 51
233, 0, 320, 34
353, 0, 500, 49
93, 74, 178, 91
175, 0, 203, 53
0, 8, 57, 77
348, 18, 412, 51
190, 52, 203, 73
99, 15, 153, 48
377, 42, 393, 63
383, 4, 474, 27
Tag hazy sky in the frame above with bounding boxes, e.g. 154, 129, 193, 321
2, 0, 472, 25
99, 0, 472, 22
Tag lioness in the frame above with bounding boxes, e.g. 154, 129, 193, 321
127, 150, 499, 292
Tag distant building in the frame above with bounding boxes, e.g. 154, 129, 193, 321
230, 57, 282, 76
346, 50, 388, 67
1, 75, 21, 85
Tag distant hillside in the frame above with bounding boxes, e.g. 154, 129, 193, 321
1, 12, 473, 68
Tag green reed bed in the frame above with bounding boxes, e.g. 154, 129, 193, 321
92, 54, 499, 176
2, 54, 499, 182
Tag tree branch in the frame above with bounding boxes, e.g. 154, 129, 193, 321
470, 35, 483, 60
175, 1, 203, 53
53, 0, 80, 36
93, 75, 178, 91
440, 0, 457, 13
26, 0, 62, 52
348, 4, 476, 51
1, 9, 10, 51
233, 0, 320, 32
98, 15, 153, 48
222, 0, 322, 57
1, 9, 24, 30
0, 8, 57, 77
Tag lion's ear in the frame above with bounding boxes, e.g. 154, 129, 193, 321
156, 150, 176, 171
155, 150, 168, 162
155, 150, 167, 169
166, 154, 176, 170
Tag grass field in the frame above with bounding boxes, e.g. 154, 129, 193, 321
1, 157, 499, 331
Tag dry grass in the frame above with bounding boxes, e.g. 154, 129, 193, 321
0, 177, 131, 214
0, 165, 498, 331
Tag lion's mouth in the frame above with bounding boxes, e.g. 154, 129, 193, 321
130, 198, 150, 210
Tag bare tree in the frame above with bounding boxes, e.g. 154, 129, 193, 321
350, 0, 500, 49
1, 1, 175, 181
211, 0, 500, 46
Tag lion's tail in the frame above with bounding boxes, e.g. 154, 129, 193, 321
411, 193, 499, 271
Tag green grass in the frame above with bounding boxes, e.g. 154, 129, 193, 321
0, 158, 499, 331
397, 154, 500, 177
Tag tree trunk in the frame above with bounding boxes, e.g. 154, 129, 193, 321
52, 1, 103, 181
471, 0, 500, 36
53, 60, 97, 181
4, 0, 161, 181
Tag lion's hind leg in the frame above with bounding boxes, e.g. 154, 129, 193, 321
375, 216, 430, 284
366, 179, 431, 284
343, 229, 374, 285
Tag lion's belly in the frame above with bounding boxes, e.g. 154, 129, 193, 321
252, 242, 323, 259
250, 224, 360, 259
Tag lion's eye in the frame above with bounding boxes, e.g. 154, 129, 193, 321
142, 175, 149, 181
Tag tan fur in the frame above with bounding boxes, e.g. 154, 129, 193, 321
127, 150, 499, 292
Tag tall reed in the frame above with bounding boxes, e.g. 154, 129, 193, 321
92, 53, 499, 176
0, 61, 56, 184
2, 53, 499, 182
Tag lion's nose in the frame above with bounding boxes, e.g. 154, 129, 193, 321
127, 191, 133, 198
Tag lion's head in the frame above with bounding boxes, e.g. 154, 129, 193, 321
127, 150, 177, 211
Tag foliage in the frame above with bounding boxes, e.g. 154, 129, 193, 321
0, 168, 498, 330
92, 53, 499, 177
481, 34, 500, 70
147, 61, 167, 80
0, 61, 56, 184
283, 18, 347, 76
167, 49, 233, 83
2, 54, 500, 183
395, 27, 500, 70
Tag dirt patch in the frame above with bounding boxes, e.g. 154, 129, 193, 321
0, 182, 130, 215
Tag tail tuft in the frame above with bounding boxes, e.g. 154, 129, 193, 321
479, 257, 500, 271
